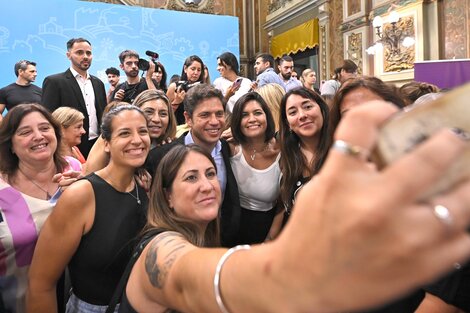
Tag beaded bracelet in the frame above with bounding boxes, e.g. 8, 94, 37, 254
213, 245, 251, 313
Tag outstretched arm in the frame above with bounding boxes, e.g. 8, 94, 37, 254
130, 100, 470, 313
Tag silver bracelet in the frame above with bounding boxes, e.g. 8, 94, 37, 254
213, 245, 251, 313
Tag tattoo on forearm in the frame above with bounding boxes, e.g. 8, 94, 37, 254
145, 231, 188, 289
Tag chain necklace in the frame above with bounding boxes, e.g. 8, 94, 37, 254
246, 143, 268, 161
18, 168, 52, 200
127, 178, 141, 204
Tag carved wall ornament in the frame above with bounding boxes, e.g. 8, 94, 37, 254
268, 0, 294, 15
382, 16, 415, 72
346, 32, 363, 75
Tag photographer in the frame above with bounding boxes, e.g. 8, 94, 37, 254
111, 50, 156, 104
166, 55, 205, 125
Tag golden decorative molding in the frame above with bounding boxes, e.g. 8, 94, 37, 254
383, 16, 415, 72
346, 32, 363, 75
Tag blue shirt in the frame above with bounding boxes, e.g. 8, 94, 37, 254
256, 68, 286, 90
283, 77, 302, 92
184, 132, 227, 198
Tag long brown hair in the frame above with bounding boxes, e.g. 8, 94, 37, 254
279, 88, 331, 210
132, 89, 176, 145
145, 144, 220, 247
0, 103, 67, 177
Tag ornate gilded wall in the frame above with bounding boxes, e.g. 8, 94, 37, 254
328, 0, 346, 76
443, 0, 469, 59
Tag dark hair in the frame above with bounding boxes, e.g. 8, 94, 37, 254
217, 52, 240, 75
169, 74, 180, 85
255, 53, 275, 68
145, 144, 220, 247
105, 67, 120, 76
14, 60, 36, 77
0, 103, 67, 177
132, 89, 176, 144
399, 81, 440, 105
332, 67, 342, 80
279, 55, 294, 65
184, 84, 225, 118
329, 76, 405, 139
180, 55, 205, 83
101, 104, 146, 141
341, 59, 358, 74
118, 50, 140, 65
231, 92, 275, 144
279, 87, 331, 210
66, 38, 91, 50
155, 62, 168, 92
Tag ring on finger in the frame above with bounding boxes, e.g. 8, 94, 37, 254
332, 140, 369, 160
432, 204, 453, 230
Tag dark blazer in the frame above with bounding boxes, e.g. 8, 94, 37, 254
145, 133, 241, 248
41, 68, 107, 156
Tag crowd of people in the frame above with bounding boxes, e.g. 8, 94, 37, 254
0, 36, 469, 313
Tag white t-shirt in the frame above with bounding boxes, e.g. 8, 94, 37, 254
213, 76, 252, 112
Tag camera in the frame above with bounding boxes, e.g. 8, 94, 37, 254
138, 59, 159, 71
175, 81, 201, 92
137, 50, 160, 71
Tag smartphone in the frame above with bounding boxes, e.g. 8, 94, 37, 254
372, 83, 470, 200
233, 77, 243, 88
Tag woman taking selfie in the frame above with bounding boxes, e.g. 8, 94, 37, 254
118, 100, 470, 313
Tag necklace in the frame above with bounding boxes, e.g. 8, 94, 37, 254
18, 168, 52, 200
127, 179, 141, 204
247, 143, 268, 161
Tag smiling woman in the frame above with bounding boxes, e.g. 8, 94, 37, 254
0, 103, 82, 313
27, 105, 151, 312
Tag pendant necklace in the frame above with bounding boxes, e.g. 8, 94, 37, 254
248, 143, 268, 161
18, 168, 52, 200
127, 179, 141, 204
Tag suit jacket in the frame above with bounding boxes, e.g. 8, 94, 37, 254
145, 133, 242, 248
41, 69, 107, 156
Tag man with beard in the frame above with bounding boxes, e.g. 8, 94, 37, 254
0, 60, 42, 122
42, 38, 107, 157
251, 53, 285, 91
278, 55, 302, 92
111, 50, 156, 104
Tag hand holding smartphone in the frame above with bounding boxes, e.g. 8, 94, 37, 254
232, 77, 243, 89
372, 83, 470, 200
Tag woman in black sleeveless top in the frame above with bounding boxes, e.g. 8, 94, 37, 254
28, 105, 151, 312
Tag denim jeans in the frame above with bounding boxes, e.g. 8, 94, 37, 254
66, 293, 119, 313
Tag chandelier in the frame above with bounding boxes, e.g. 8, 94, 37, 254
366, 10, 415, 55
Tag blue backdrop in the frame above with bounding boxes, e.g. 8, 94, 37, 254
0, 0, 239, 89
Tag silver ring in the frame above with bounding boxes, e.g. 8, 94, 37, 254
332, 140, 368, 159
433, 204, 453, 227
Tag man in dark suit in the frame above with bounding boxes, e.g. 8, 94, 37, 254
146, 84, 241, 247
42, 38, 107, 157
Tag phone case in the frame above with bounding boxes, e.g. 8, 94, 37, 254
372, 83, 470, 200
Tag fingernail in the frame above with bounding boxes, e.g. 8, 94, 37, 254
450, 128, 470, 141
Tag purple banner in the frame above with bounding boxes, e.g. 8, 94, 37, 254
414, 59, 470, 89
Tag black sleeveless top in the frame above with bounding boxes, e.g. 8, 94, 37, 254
68, 173, 148, 305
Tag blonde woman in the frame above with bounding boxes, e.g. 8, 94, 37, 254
300, 68, 320, 94
255, 83, 285, 131
52, 107, 86, 164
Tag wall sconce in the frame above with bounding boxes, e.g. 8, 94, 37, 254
366, 10, 415, 55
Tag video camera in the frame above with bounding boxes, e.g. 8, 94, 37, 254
175, 81, 201, 92
137, 50, 160, 71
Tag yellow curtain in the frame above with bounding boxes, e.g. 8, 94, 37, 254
271, 19, 319, 58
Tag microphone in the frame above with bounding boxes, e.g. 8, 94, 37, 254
145, 50, 159, 59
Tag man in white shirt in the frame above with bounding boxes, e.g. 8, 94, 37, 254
42, 38, 107, 157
